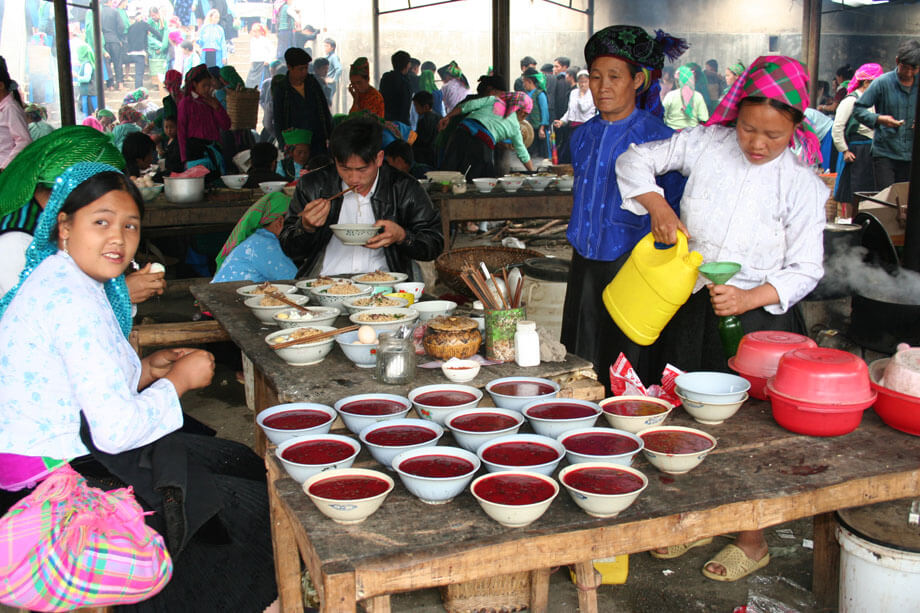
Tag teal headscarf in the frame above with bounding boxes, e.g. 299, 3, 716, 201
0, 162, 134, 338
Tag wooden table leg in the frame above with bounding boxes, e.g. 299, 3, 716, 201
812, 512, 840, 610
267, 459, 305, 613
573, 561, 601, 613
529, 567, 551, 613
360, 595, 391, 613
439, 200, 452, 252
252, 366, 278, 456
322, 572, 358, 613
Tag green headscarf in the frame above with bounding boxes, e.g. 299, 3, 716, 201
77, 42, 95, 66
727, 61, 745, 77
676, 65, 696, 118
219, 65, 245, 90
282, 128, 312, 145
0, 126, 125, 217
216, 193, 292, 270
419, 69, 436, 94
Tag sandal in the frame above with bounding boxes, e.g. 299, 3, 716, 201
701, 544, 770, 582
648, 536, 713, 560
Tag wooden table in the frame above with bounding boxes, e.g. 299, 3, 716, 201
143, 189, 258, 235
430, 190, 572, 252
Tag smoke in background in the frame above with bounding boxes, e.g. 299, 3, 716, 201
821, 246, 920, 304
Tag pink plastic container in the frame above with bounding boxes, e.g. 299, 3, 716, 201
769, 348, 874, 405
728, 331, 817, 400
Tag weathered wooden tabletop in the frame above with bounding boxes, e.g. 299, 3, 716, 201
144, 189, 258, 230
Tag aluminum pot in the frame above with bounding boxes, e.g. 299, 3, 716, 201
163, 177, 205, 203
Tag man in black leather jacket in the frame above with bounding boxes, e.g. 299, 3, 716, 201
279, 117, 442, 278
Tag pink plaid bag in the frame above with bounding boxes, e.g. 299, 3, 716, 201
0, 464, 172, 612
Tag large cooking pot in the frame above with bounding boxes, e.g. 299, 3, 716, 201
808, 222, 865, 300
851, 292, 920, 354
163, 176, 205, 203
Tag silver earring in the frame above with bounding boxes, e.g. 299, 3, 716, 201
62, 238, 69, 254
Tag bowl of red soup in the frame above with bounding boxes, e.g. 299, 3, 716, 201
485, 377, 560, 412
256, 402, 337, 445
334, 393, 413, 435
392, 446, 481, 504
558, 462, 648, 518
521, 398, 602, 438
408, 384, 484, 425
599, 396, 673, 433
637, 426, 717, 475
470, 471, 559, 527
477, 433, 565, 476
303, 468, 394, 524
358, 418, 444, 469
445, 408, 526, 453
275, 433, 361, 483
557, 427, 644, 466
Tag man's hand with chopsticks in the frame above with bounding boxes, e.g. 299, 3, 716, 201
365, 219, 406, 249
300, 197, 331, 231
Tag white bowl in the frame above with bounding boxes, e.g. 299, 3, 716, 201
294, 277, 349, 293
236, 283, 298, 297
558, 462, 648, 518
557, 427, 644, 466
412, 300, 458, 323
303, 468, 394, 524
441, 358, 481, 383
408, 384, 483, 425
342, 294, 409, 314
138, 183, 164, 202
599, 395, 673, 434
446, 408, 526, 453
676, 390, 749, 425
525, 176, 554, 191
310, 282, 373, 313
256, 402, 336, 445
329, 223, 382, 246
272, 306, 340, 328
485, 377, 560, 412
259, 181, 288, 194
555, 176, 574, 191
245, 294, 309, 324
637, 425, 717, 475
358, 418, 444, 469
350, 271, 409, 287
394, 281, 425, 300
675, 372, 751, 404
221, 174, 248, 189
477, 433, 565, 476
472, 178, 498, 193
264, 325, 336, 365
498, 176, 525, 192
470, 471, 559, 527
335, 330, 379, 369
349, 307, 419, 334
334, 393, 412, 435
275, 433, 360, 483
392, 446, 480, 504
521, 398, 602, 438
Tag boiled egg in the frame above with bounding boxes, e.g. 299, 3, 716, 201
357, 325, 377, 344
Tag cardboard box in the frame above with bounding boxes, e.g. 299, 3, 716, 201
857, 182, 909, 239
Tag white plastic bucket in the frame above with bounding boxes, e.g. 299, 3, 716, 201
837, 523, 920, 612
522, 278, 565, 341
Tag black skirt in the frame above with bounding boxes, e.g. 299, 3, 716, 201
834, 141, 875, 204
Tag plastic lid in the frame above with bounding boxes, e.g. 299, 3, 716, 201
522, 257, 571, 283
516, 320, 537, 332
472, 300, 484, 311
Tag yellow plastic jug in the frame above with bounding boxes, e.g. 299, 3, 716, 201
602, 231, 703, 346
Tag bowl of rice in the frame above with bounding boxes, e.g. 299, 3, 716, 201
342, 293, 409, 314
272, 306, 341, 328
348, 307, 419, 333
309, 281, 373, 313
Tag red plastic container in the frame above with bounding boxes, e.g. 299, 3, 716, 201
868, 359, 920, 437
729, 368, 769, 401
729, 331, 817, 401
769, 348, 874, 405
766, 387, 870, 436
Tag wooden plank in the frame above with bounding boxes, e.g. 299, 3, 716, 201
530, 567, 551, 613
130, 321, 229, 351
252, 366, 279, 456
573, 561, 601, 613
267, 457, 306, 613
360, 595, 390, 613
322, 572, 357, 613
812, 512, 840, 610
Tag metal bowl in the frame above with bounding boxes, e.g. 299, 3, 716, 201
163, 176, 205, 203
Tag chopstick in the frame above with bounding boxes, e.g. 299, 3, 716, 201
512, 270, 525, 308
270, 325, 359, 350
267, 290, 310, 314
480, 261, 509, 309
325, 184, 359, 201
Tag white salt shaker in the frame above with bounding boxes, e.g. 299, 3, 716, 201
514, 320, 540, 367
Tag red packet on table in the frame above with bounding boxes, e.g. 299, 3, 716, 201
608, 354, 684, 407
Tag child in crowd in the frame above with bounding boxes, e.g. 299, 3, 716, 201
412, 90, 438, 167
122, 131, 157, 179
212, 193, 298, 283
244, 142, 287, 188
276, 128, 312, 181
159, 116, 183, 174
384, 139, 428, 179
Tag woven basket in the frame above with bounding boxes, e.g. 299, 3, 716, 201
440, 572, 530, 613
436, 247, 544, 297
226, 89, 260, 131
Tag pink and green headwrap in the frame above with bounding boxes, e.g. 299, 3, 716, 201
676, 65, 696, 118
705, 55, 821, 165
847, 62, 883, 94
492, 91, 533, 118
216, 193, 292, 270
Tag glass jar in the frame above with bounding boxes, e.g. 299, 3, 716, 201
375, 332, 416, 385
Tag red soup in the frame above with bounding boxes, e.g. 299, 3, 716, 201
263, 409, 331, 430
603, 399, 668, 416
281, 439, 356, 464
563, 432, 640, 456
309, 475, 390, 500
365, 425, 437, 446
340, 399, 407, 416
450, 412, 519, 432
414, 390, 478, 407
473, 474, 555, 505
563, 467, 644, 495
490, 380, 555, 397
641, 430, 713, 454
482, 441, 559, 466
527, 402, 597, 420
400, 454, 475, 478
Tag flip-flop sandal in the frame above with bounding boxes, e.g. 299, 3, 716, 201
701, 544, 770, 582
648, 536, 713, 560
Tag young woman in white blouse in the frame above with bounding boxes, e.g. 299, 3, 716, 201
616, 56, 827, 582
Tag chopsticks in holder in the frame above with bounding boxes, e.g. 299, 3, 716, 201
480, 262, 509, 309
512, 270, 525, 309
271, 325, 359, 350
325, 184, 359, 201
267, 290, 310, 314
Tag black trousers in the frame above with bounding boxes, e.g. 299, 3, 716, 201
872, 156, 911, 190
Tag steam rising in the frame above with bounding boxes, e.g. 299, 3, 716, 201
821, 247, 920, 305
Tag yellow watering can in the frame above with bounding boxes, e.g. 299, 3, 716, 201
602, 231, 703, 346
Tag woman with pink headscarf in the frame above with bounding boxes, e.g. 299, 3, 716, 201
832, 62, 883, 217
661, 65, 709, 129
